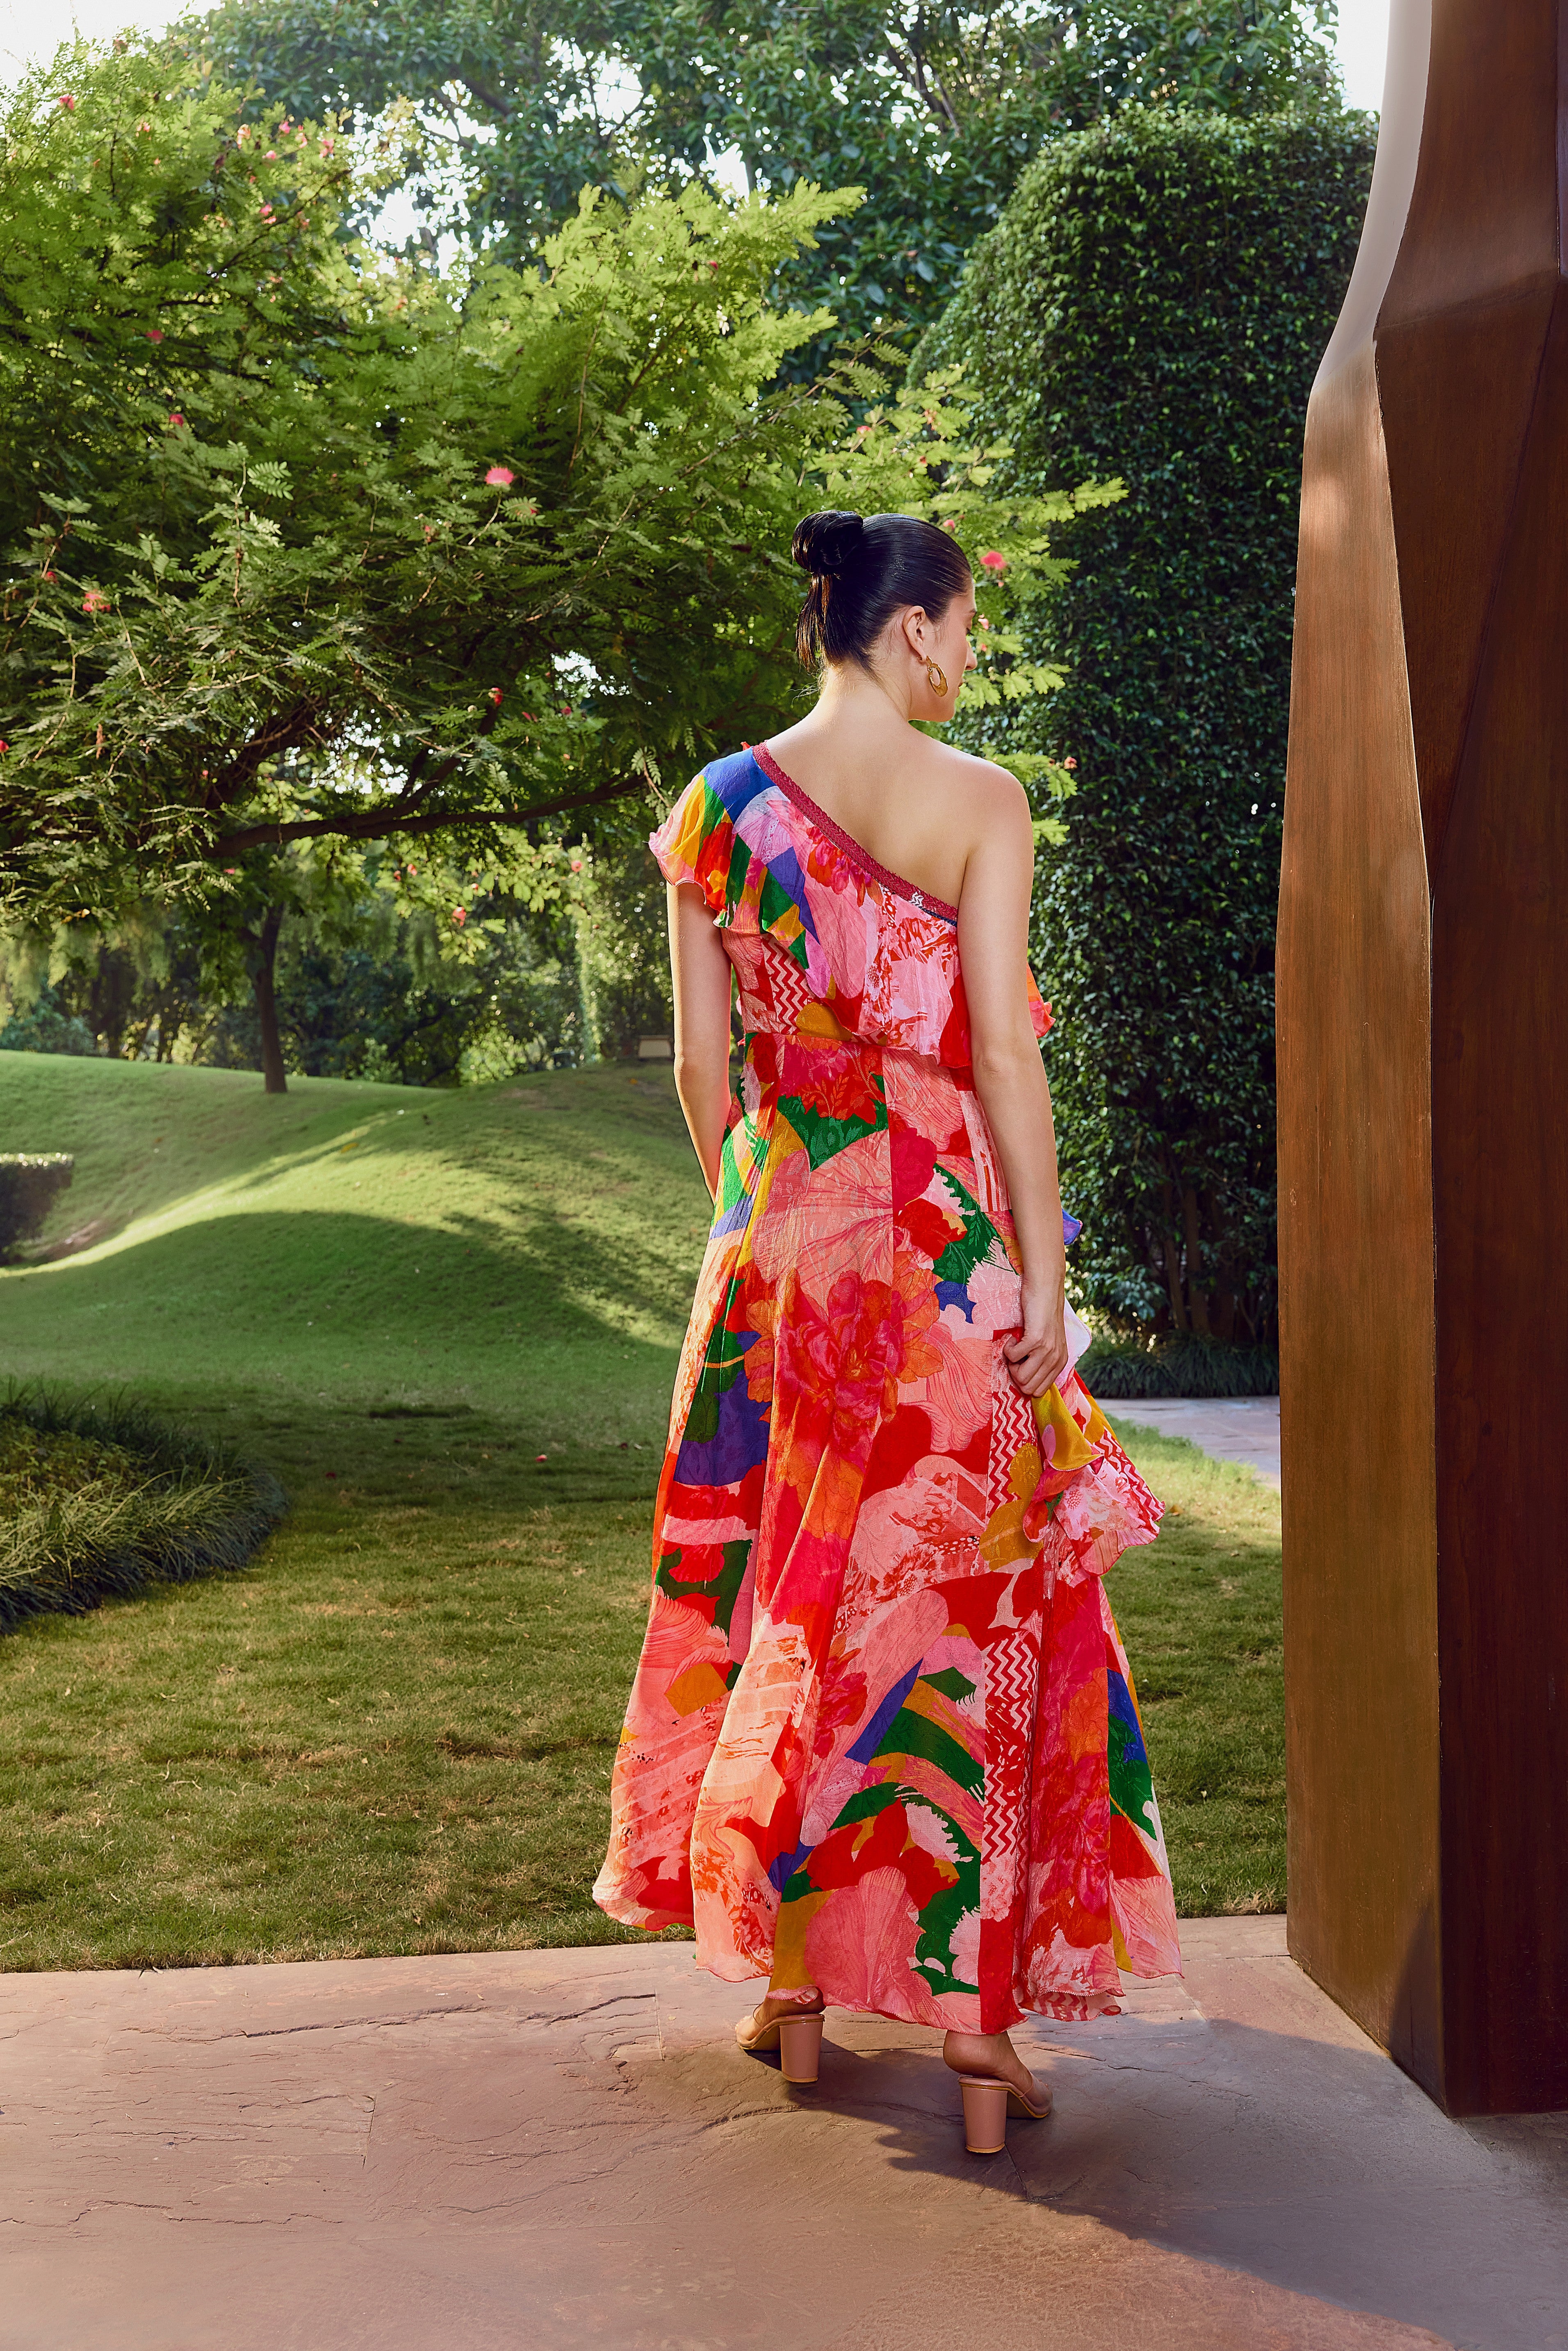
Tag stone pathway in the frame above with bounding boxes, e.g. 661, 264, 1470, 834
1106, 1394, 1282, 1488
3, 1917, 1563, 2349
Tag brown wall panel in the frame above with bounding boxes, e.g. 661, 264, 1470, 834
1376, 292, 1554, 858
1278, 341, 1441, 2096
1429, 285, 1568, 2114
1283, 0, 1568, 2113
1379, 0, 1558, 326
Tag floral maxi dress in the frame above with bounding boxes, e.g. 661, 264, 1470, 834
593, 745, 1181, 2028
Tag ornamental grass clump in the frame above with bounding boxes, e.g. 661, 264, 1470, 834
1076, 1333, 1279, 1399
0, 1390, 285, 1632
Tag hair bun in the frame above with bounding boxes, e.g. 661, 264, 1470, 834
791, 509, 865, 579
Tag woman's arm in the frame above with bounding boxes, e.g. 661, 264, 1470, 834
668, 881, 734, 1198
957, 780, 1071, 1399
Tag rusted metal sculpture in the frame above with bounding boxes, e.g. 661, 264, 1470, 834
1279, 0, 1568, 2115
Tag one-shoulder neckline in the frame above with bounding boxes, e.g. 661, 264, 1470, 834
754, 742, 960, 925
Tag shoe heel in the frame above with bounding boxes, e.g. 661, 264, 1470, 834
778, 2014, 824, 2084
960, 2076, 1008, 2155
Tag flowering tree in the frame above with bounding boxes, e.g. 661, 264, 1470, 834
0, 39, 1094, 951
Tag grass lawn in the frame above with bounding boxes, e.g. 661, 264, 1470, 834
0, 1050, 1283, 1968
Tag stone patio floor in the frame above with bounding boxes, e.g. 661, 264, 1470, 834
4, 1916, 1565, 2350
1107, 1395, 1282, 1488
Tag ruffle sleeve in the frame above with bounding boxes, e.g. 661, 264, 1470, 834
650, 773, 734, 917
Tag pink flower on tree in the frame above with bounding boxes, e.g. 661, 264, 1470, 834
484, 465, 515, 488
146, 328, 164, 343
167, 411, 185, 428
979, 550, 1008, 573
59, 93, 76, 112
82, 590, 110, 615
451, 906, 467, 926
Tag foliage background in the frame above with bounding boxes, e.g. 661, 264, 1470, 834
191, 0, 1340, 362
1, 33, 1377, 1339
916, 105, 1375, 1342
0, 40, 1091, 1091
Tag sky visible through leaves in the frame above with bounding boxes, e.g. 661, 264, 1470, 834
5, 2, 1393, 112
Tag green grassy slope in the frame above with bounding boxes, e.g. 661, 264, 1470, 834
0, 1052, 710, 1469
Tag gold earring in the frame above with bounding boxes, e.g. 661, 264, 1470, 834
925, 657, 948, 696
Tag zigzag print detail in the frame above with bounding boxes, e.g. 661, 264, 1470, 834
981, 1624, 1039, 1925
759, 936, 816, 1033
987, 1378, 1036, 1519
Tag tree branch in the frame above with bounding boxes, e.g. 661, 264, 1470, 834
203, 701, 328, 810
210, 770, 655, 855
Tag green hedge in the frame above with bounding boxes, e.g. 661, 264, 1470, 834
0, 1153, 73, 1259
1078, 1335, 1278, 1399
917, 106, 1374, 1342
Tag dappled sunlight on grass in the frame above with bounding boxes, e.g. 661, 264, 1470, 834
0, 1053, 710, 1444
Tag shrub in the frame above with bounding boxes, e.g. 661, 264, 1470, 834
916, 106, 1374, 1342
1078, 1335, 1279, 1399
0, 1154, 73, 1260
0, 1390, 287, 1633
0, 986, 98, 1057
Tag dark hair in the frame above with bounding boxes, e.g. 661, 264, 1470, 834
792, 509, 973, 669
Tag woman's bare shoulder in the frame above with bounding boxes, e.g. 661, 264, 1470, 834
921, 740, 1032, 833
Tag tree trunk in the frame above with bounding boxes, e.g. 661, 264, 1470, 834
1203, 1189, 1239, 1340
1181, 1186, 1210, 1335
1156, 1180, 1187, 1332
248, 905, 288, 1094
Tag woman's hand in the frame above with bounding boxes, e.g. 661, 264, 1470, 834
1003, 1273, 1071, 1399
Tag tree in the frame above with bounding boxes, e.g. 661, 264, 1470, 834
192, 1, 1342, 354
0, 40, 1087, 933
915, 105, 1375, 1344
1, 837, 597, 1088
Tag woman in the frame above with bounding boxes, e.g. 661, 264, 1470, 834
594, 509, 1179, 2152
